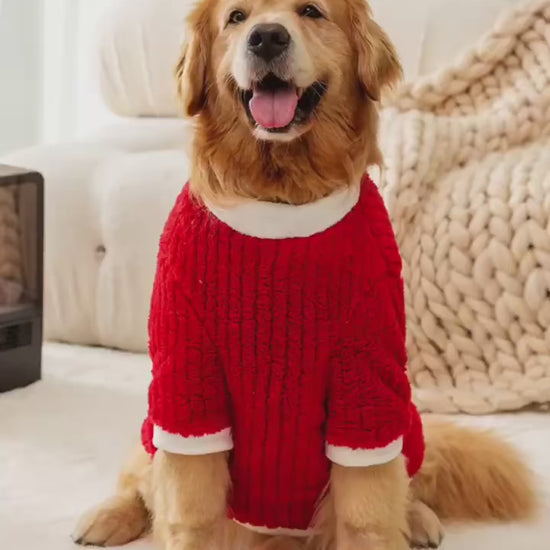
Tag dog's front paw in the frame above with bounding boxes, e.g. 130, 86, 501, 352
407, 501, 444, 549
73, 494, 149, 547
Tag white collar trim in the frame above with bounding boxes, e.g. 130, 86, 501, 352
204, 185, 361, 239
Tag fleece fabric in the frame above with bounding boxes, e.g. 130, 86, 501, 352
142, 175, 424, 533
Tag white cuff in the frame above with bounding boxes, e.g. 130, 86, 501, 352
326, 437, 403, 467
153, 425, 233, 455
232, 521, 312, 537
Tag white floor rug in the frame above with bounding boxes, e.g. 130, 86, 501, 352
1, 343, 549, 550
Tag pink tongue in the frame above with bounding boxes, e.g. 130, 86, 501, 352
249, 88, 299, 129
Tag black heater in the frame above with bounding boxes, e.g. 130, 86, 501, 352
0, 165, 44, 392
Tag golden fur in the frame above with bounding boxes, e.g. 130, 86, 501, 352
74, 423, 537, 548
179, 0, 401, 205
412, 422, 538, 522
74, 0, 538, 549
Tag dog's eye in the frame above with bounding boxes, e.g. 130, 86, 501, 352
228, 10, 247, 24
300, 4, 324, 19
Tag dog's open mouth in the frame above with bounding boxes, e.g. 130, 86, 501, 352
240, 74, 327, 133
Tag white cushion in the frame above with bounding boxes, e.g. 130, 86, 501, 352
97, 0, 524, 117
98, 0, 195, 118
418, 0, 523, 74
2, 120, 192, 352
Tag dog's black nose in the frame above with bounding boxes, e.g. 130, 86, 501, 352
248, 24, 290, 62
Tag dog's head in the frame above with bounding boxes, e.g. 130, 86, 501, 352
178, 0, 401, 202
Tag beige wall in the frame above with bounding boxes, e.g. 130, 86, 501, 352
0, 0, 42, 153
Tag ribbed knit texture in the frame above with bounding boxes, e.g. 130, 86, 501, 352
142, 175, 424, 531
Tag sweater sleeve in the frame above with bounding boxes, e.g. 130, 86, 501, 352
326, 274, 412, 467
146, 212, 233, 456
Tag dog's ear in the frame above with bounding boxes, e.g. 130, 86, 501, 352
175, 3, 211, 116
349, 0, 402, 101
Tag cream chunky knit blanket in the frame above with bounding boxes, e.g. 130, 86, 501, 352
379, 0, 550, 413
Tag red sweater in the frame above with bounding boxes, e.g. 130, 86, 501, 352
142, 175, 424, 534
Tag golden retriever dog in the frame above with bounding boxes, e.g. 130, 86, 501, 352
73, 0, 538, 549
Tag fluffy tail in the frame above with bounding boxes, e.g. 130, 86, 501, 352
412, 421, 539, 522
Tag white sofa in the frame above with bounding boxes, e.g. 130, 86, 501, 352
1, 1, 549, 550
1, 0, 524, 354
